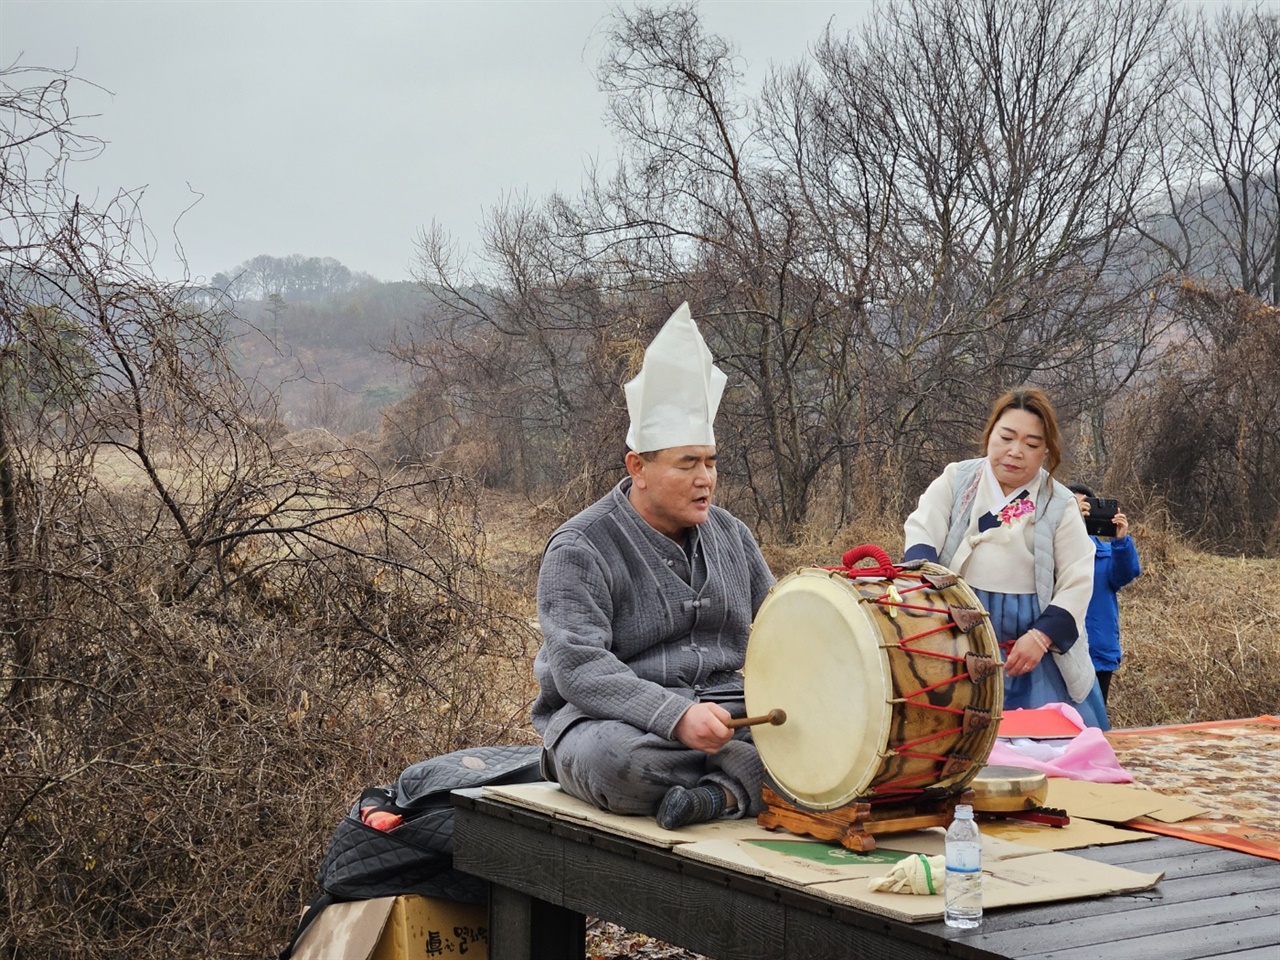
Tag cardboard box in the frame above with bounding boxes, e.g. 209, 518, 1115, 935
292, 895, 488, 960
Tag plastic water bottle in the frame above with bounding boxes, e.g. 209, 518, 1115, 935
944, 803, 983, 928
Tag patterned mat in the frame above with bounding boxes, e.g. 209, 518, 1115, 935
1105, 716, 1280, 861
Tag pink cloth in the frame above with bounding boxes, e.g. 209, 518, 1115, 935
988, 702, 1134, 783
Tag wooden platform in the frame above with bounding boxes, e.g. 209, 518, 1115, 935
452, 788, 1280, 960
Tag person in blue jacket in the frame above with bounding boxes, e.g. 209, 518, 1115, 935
1067, 485, 1142, 704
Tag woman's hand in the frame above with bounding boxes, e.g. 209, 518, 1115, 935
1113, 512, 1129, 538
1005, 628, 1051, 676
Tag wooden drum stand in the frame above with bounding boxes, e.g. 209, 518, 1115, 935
757, 784, 977, 852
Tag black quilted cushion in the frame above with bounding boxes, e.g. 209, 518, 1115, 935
316, 744, 542, 904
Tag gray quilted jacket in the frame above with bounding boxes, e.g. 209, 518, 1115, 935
532, 480, 775, 749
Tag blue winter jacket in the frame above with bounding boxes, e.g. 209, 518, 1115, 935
1084, 536, 1141, 672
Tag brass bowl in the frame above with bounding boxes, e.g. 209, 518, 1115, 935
970, 765, 1049, 812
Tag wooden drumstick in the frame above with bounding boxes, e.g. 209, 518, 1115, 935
725, 709, 787, 729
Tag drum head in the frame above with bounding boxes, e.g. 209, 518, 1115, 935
744, 569, 893, 810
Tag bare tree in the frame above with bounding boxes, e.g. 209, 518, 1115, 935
1119, 281, 1280, 553
400, 0, 1184, 540
404, 206, 636, 502
791, 0, 1179, 491
1144, 2, 1280, 306
562, 5, 862, 539
1, 64, 534, 959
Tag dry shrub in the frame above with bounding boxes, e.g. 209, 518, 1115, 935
0, 462, 538, 960
1107, 534, 1280, 728
746, 451, 918, 574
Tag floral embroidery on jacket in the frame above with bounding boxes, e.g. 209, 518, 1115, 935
998, 498, 1035, 526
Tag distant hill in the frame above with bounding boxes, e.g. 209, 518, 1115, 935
206, 256, 446, 435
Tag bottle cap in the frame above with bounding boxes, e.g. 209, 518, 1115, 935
954, 803, 974, 818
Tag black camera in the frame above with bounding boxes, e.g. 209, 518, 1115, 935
1083, 497, 1119, 538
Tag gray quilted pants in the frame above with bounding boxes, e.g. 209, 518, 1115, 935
546, 718, 765, 818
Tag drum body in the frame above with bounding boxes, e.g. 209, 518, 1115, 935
745, 564, 1002, 811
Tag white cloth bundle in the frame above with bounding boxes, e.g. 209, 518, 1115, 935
868, 854, 946, 895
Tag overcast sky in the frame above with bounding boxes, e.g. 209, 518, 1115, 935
1, 1, 874, 285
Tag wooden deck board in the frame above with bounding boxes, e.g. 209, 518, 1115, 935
1030, 915, 1280, 960
974, 860, 1280, 933
975, 890, 1279, 955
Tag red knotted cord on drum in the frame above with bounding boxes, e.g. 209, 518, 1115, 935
828, 544, 986, 799
836, 544, 898, 578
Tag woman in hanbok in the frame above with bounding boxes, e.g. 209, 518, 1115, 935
902, 387, 1109, 729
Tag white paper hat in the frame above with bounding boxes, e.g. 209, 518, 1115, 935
624, 302, 727, 452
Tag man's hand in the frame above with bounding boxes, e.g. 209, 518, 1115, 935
673, 701, 733, 754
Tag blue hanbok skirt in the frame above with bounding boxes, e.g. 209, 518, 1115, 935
973, 589, 1110, 731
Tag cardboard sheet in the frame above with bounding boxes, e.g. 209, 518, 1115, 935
978, 815, 1153, 851
482, 784, 1164, 923
1141, 794, 1216, 824
674, 831, 1043, 888
1046, 778, 1208, 824
937, 852, 1161, 916
866, 829, 1043, 862
292, 898, 396, 960
486, 782, 785, 847
722, 850, 1163, 924
676, 837, 896, 885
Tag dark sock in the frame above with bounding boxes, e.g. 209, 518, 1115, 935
656, 784, 727, 830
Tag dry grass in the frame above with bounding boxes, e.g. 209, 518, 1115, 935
0, 456, 540, 960
1106, 520, 1280, 727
